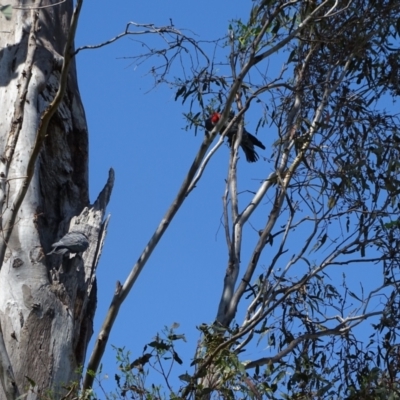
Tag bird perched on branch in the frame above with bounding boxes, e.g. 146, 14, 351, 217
47, 231, 89, 255
205, 111, 265, 162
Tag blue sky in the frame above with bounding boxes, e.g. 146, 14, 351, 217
74, 0, 391, 395
76, 0, 260, 392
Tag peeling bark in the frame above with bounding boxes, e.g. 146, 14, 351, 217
0, 1, 112, 398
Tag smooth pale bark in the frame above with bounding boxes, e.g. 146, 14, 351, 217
0, 1, 111, 398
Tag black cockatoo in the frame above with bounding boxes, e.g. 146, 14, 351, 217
205, 112, 265, 162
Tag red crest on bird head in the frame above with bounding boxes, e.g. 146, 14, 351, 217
210, 112, 221, 124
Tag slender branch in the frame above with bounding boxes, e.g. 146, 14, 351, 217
246, 309, 382, 370
186, 136, 224, 195
228, 52, 354, 325
244, 327, 348, 369
214, 24, 307, 327
183, 288, 378, 398
74, 22, 210, 68
252, 0, 340, 66
74, 23, 180, 56
222, 186, 231, 249
83, 126, 222, 391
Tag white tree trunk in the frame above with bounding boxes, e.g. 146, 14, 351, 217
0, 1, 111, 398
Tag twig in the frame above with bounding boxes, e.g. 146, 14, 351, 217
82, 122, 224, 391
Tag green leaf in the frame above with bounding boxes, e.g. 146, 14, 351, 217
328, 196, 336, 209
190, 357, 201, 366
168, 333, 186, 342
179, 373, 191, 382
348, 290, 362, 301
273, 369, 286, 384
129, 353, 152, 370
173, 350, 183, 365
174, 85, 186, 101
287, 49, 297, 63
148, 340, 170, 350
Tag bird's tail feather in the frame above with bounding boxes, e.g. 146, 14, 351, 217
247, 132, 266, 149
241, 145, 259, 162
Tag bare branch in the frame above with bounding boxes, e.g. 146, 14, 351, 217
83, 126, 222, 391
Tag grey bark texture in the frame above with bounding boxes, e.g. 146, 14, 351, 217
0, 1, 112, 398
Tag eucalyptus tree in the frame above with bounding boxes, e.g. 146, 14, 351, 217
92, 1, 400, 398
0, 1, 111, 399
1, 1, 400, 399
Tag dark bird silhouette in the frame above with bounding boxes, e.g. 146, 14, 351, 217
47, 231, 89, 255
205, 112, 265, 162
